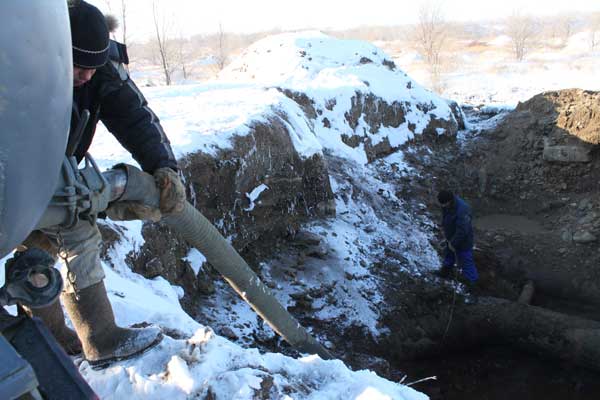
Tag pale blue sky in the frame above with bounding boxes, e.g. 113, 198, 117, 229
90, 0, 600, 41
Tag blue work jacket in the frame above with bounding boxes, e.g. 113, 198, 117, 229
441, 196, 474, 251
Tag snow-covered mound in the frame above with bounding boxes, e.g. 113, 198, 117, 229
97, 31, 459, 170
89, 84, 309, 168
221, 31, 461, 164
222, 31, 436, 105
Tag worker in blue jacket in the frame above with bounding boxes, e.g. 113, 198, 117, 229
435, 190, 479, 283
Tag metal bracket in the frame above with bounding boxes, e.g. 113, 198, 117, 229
47, 153, 110, 228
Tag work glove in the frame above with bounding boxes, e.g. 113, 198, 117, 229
105, 201, 162, 222
153, 167, 186, 214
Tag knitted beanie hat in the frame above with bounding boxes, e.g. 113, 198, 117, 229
437, 190, 454, 204
69, 1, 109, 68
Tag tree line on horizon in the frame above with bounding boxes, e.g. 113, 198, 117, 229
101, 0, 600, 90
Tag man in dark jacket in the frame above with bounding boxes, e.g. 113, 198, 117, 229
20, 0, 186, 367
435, 190, 479, 283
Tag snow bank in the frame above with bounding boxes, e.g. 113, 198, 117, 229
220, 31, 457, 164
93, 32, 455, 170
77, 222, 427, 399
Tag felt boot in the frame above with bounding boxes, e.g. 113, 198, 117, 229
62, 281, 162, 368
22, 300, 82, 356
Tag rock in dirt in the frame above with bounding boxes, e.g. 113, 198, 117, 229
573, 231, 597, 244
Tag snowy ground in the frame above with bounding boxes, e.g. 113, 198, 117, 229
6, 28, 598, 399
82, 30, 600, 398
197, 152, 440, 348
77, 231, 427, 399
387, 30, 600, 107
1, 217, 425, 399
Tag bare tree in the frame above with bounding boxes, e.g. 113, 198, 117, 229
119, 0, 128, 46
101, 0, 116, 40
213, 22, 229, 71
506, 11, 537, 61
175, 34, 197, 80
413, 1, 448, 92
101, 0, 128, 46
102, 0, 113, 13
590, 13, 600, 51
152, 0, 175, 85
557, 15, 576, 47
178, 40, 190, 80
414, 1, 446, 65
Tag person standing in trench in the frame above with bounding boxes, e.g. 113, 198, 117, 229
434, 190, 479, 283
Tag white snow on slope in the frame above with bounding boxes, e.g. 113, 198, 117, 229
196, 151, 440, 344
184, 248, 206, 276
69, 220, 426, 400
274, 161, 439, 335
82, 31, 445, 399
244, 184, 270, 212
93, 32, 455, 168
222, 31, 441, 106
131, 32, 445, 341
221, 31, 457, 164
90, 85, 304, 169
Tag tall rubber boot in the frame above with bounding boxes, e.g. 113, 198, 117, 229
22, 300, 83, 356
62, 281, 163, 368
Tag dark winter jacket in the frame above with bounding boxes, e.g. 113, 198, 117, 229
441, 195, 474, 251
68, 40, 177, 173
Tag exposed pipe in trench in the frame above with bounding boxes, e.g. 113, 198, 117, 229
37, 163, 333, 360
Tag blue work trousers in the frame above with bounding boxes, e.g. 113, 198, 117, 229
443, 248, 478, 282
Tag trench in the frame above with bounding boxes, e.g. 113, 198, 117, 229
318, 183, 600, 400
170, 102, 600, 398
363, 103, 600, 399
336, 240, 600, 400
187, 181, 600, 398
391, 346, 600, 400
215, 192, 600, 398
